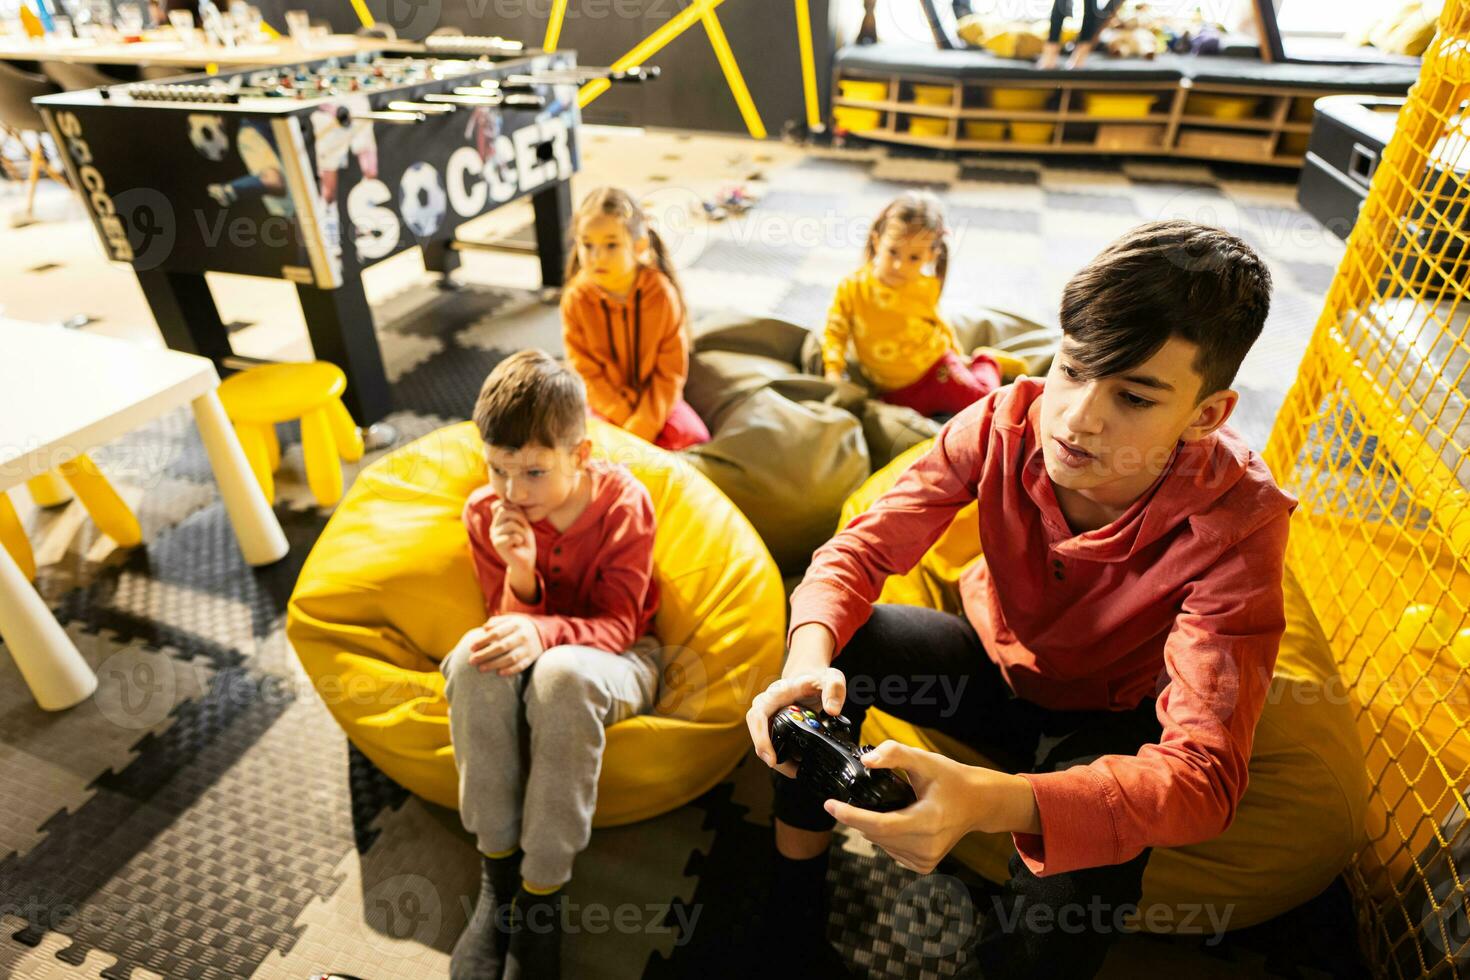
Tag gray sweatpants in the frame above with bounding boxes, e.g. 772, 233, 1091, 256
441, 629, 663, 888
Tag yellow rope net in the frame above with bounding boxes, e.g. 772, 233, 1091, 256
1263, 4, 1470, 975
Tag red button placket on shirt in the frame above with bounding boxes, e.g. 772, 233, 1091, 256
1042, 518, 1069, 582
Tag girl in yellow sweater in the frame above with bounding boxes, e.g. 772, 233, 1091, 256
823, 192, 1002, 417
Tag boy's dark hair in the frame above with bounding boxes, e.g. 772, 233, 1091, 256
1059, 219, 1272, 401
473, 349, 587, 449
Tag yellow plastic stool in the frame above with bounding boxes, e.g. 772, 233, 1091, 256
1, 455, 143, 582
217, 362, 364, 508
26, 472, 73, 508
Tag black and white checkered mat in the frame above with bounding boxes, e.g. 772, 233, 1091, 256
1, 149, 1359, 979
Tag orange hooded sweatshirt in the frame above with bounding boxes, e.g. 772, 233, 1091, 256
561, 264, 690, 444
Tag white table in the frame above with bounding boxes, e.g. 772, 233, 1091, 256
0, 35, 415, 70
0, 318, 288, 710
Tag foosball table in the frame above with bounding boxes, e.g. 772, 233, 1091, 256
34, 40, 656, 426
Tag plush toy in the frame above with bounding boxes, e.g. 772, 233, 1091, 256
1351, 1, 1437, 57
956, 14, 1073, 59
1099, 3, 1165, 59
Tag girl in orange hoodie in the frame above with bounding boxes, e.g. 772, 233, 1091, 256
560, 187, 711, 451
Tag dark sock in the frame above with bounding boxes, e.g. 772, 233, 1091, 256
502, 884, 565, 980
771, 848, 830, 934
451, 851, 521, 980
766, 848, 853, 976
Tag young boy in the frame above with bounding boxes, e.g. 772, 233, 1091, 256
747, 220, 1294, 977
444, 349, 663, 980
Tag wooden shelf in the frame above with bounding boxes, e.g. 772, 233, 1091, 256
1177, 114, 1279, 131
835, 97, 1172, 126
836, 96, 958, 118
1060, 113, 1173, 124
833, 68, 1370, 168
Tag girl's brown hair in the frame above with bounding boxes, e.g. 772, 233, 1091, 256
864, 191, 950, 289
564, 186, 686, 315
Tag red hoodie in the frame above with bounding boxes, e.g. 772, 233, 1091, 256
464, 459, 660, 654
788, 378, 1296, 876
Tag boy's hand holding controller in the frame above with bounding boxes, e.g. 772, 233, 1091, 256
469, 502, 546, 676
747, 623, 1042, 873
747, 622, 847, 778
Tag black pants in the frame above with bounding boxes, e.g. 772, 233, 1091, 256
773, 604, 1163, 979
1048, 0, 1126, 45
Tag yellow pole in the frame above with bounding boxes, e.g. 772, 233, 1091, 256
793, 0, 821, 131
544, 0, 568, 52
578, 0, 723, 108
349, 0, 374, 28
700, 7, 766, 139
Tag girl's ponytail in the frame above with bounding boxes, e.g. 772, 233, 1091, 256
644, 226, 688, 331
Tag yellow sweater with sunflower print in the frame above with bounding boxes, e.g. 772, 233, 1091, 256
821, 264, 960, 392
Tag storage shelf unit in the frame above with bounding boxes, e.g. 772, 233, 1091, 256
832, 69, 1374, 168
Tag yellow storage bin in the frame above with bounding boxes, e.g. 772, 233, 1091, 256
839, 442, 1369, 931
838, 78, 887, 103
833, 106, 882, 133
911, 83, 954, 106
286, 419, 787, 826
1008, 121, 1055, 144
907, 116, 949, 138
1081, 91, 1158, 117
1185, 93, 1262, 120
987, 87, 1050, 110
1279, 131, 1310, 156
1289, 97, 1318, 122
963, 120, 1006, 141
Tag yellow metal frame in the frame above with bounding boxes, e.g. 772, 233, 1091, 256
546, 0, 768, 140
793, 0, 821, 131
348, 0, 374, 28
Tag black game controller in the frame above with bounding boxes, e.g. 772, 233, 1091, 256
770, 704, 917, 812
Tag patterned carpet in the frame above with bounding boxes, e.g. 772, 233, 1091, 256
0, 149, 1363, 979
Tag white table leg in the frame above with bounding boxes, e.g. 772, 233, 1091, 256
0, 541, 96, 710
191, 391, 290, 567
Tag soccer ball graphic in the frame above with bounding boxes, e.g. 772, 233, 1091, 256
188, 114, 230, 162
399, 162, 446, 239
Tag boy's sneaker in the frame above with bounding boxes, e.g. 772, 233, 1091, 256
502, 884, 565, 980
451, 852, 520, 980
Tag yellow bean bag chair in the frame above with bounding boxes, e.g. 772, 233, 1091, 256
286, 419, 785, 826
842, 440, 1369, 931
